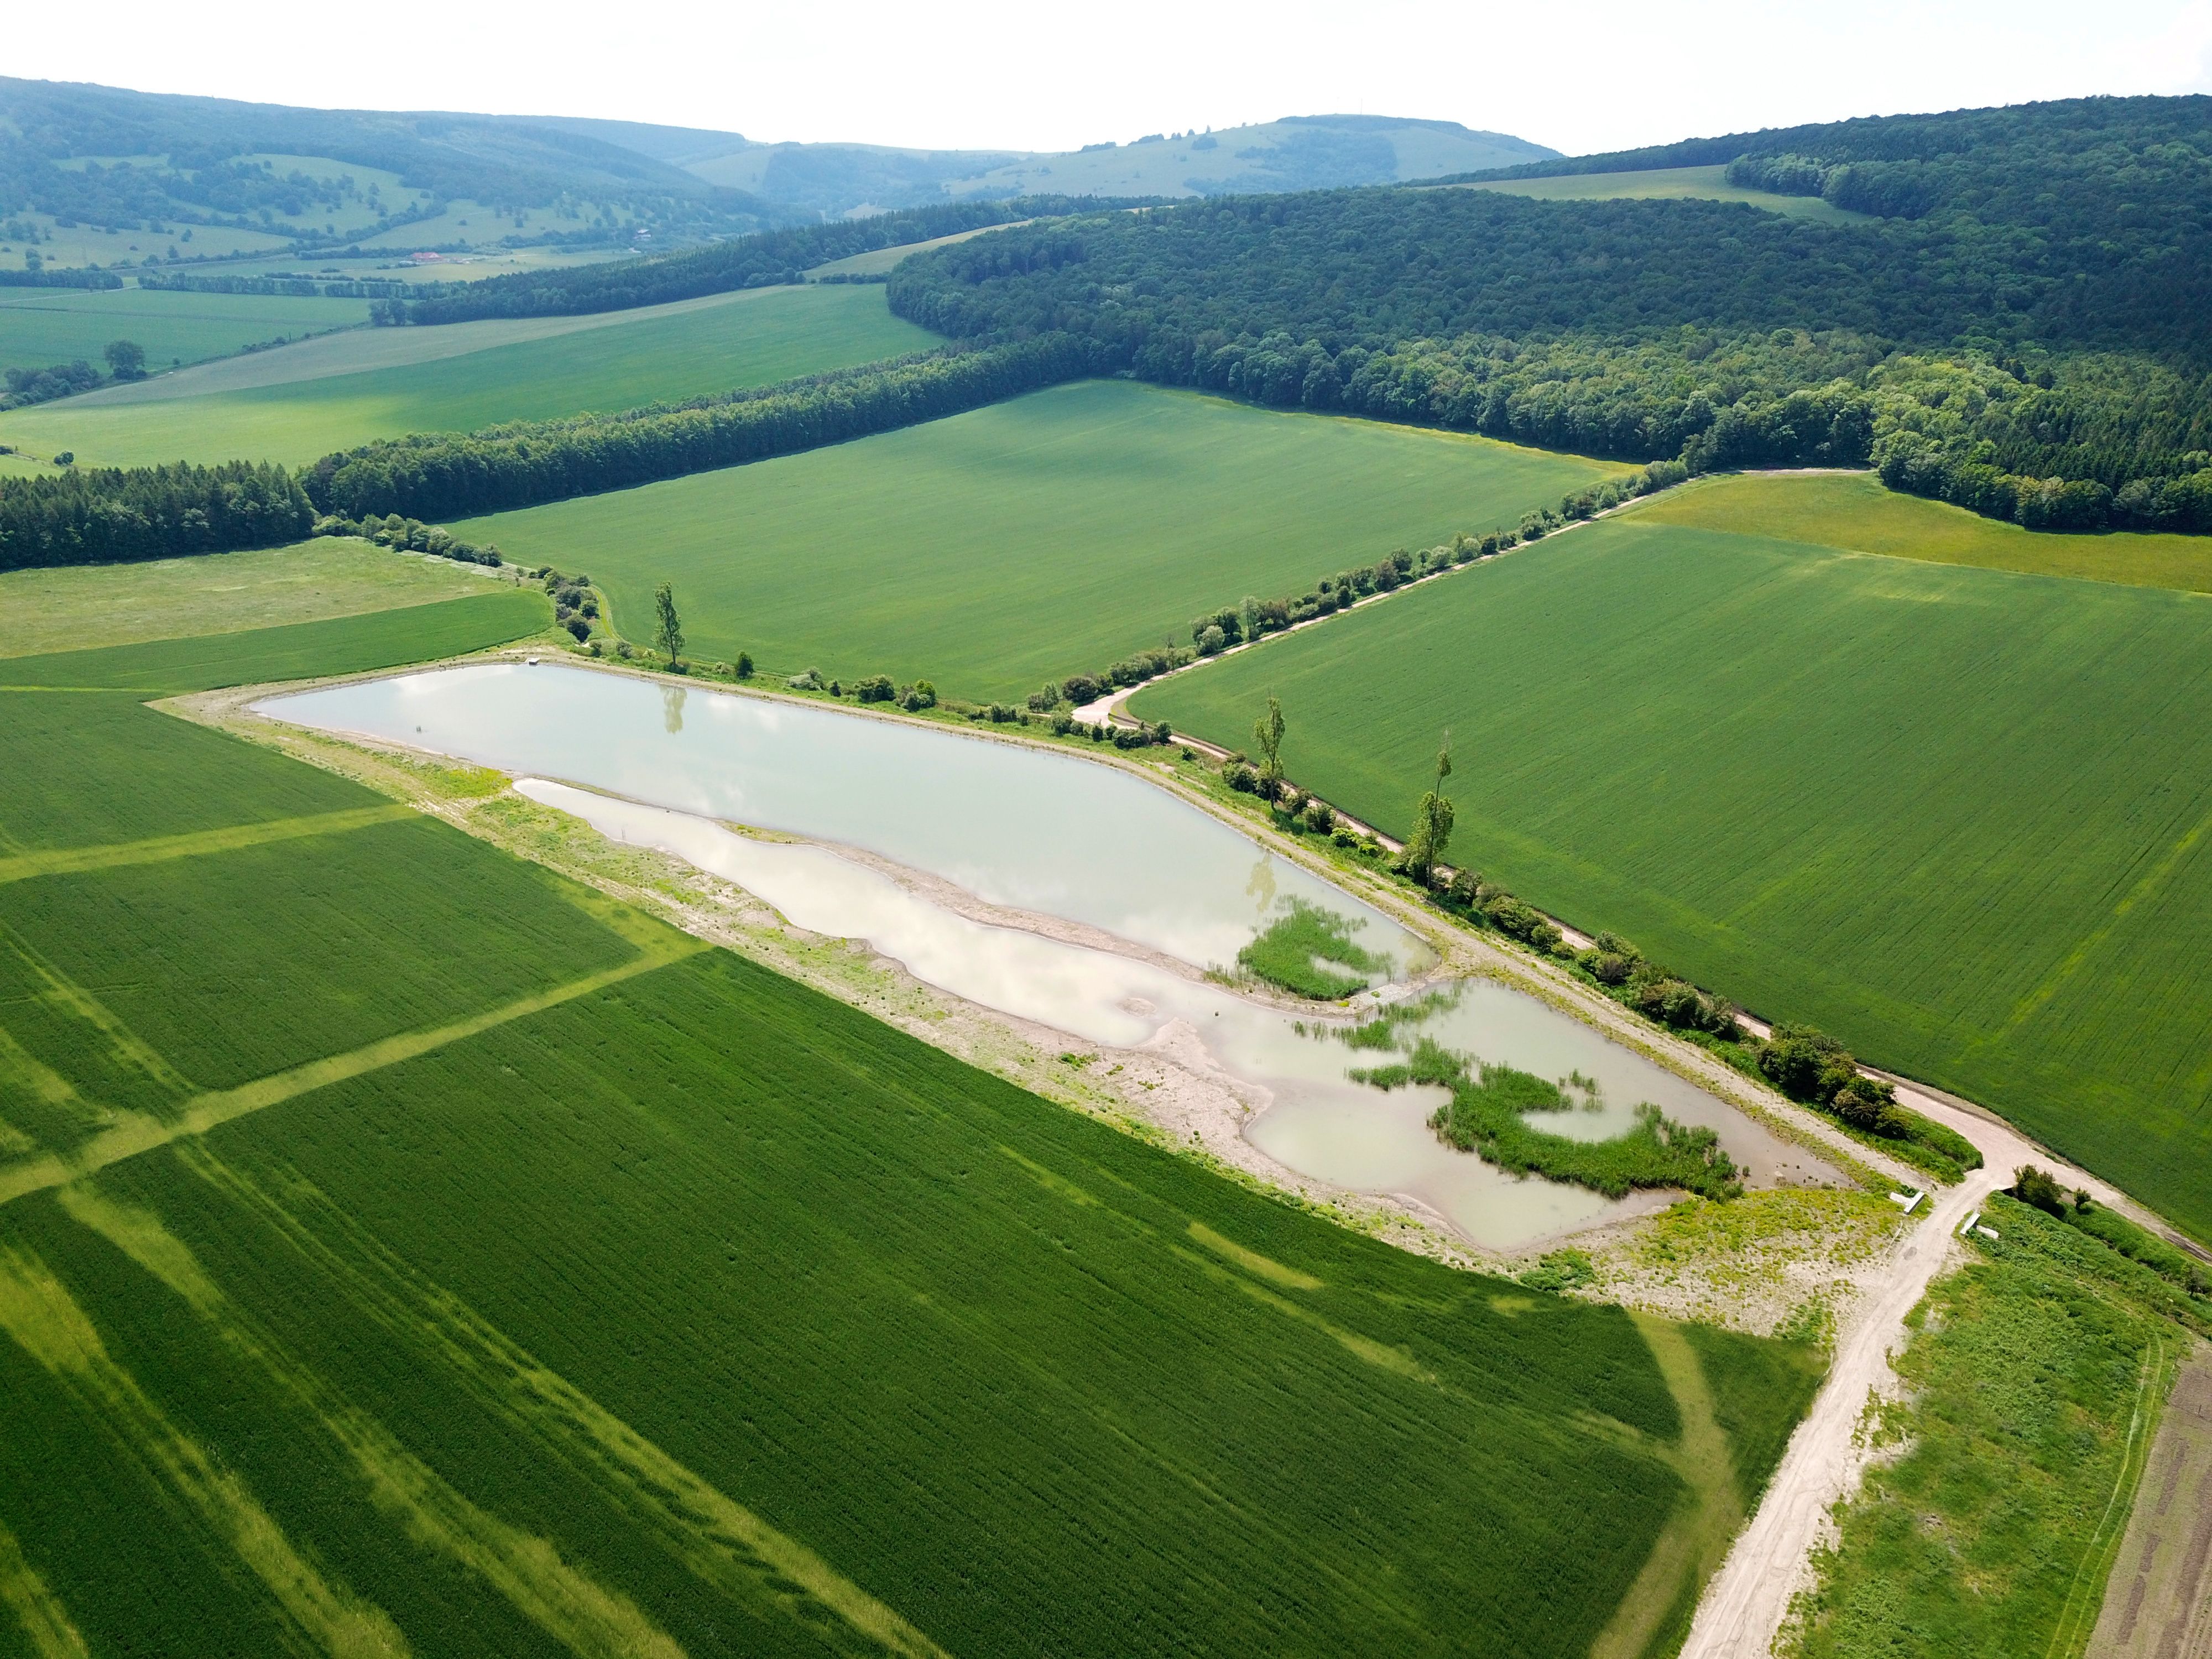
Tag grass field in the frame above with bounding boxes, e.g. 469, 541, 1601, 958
1449, 165, 1868, 223
1133, 518, 2212, 1242
0, 617, 1820, 1655
1, 285, 936, 467
461, 378, 1631, 701
1786, 1197, 2198, 1657
0, 538, 519, 658
1631, 472, 2212, 593
0, 285, 372, 377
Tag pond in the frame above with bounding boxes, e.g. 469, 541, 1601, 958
259, 666, 1830, 1249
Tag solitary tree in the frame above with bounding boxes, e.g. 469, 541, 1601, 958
102, 339, 147, 380
1401, 735, 1456, 885
653, 583, 685, 669
1253, 692, 1286, 800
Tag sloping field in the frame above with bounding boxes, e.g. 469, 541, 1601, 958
0, 285, 371, 375
1, 284, 936, 467
0, 625, 1820, 1655
0, 538, 517, 659
1634, 472, 2212, 594
461, 379, 1628, 700
1448, 165, 1867, 222
1133, 519, 2212, 1241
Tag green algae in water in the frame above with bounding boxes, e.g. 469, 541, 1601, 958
1237, 899, 1391, 998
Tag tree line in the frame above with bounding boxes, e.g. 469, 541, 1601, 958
303, 334, 1100, 521
0, 461, 314, 571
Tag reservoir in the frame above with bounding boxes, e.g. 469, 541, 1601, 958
260, 664, 1825, 1248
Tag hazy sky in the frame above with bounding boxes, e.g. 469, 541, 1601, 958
11, 0, 2212, 155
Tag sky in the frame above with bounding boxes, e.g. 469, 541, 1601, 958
8, 0, 2212, 156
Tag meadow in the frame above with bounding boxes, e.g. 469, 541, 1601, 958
2, 284, 935, 467
0, 285, 372, 377
0, 537, 517, 658
461, 379, 1629, 700
1632, 471, 2212, 593
0, 617, 1820, 1655
1133, 518, 2212, 1242
1447, 165, 1867, 222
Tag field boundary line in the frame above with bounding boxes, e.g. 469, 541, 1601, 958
0, 805, 418, 888
0, 938, 703, 1211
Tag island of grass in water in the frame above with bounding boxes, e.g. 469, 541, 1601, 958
1236, 898, 1392, 998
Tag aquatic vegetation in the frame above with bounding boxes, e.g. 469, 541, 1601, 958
1234, 897, 1391, 999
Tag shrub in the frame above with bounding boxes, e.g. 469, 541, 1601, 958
854, 675, 897, 703
1304, 801, 1335, 835
736, 652, 753, 678
2013, 1165, 2070, 1217
1225, 763, 1259, 792
564, 616, 591, 642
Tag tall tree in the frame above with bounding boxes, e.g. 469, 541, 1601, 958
1253, 692, 1286, 801
1402, 735, 1455, 885
653, 582, 685, 670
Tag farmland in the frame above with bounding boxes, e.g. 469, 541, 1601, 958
0, 284, 372, 376
1448, 164, 1867, 222
461, 378, 1629, 700
0, 618, 1821, 1655
2, 284, 935, 467
1632, 472, 2212, 594
0, 538, 518, 658
1133, 517, 2212, 1241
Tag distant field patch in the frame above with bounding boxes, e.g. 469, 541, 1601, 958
0, 286, 371, 378
1630, 471, 2212, 593
806, 222, 1034, 278
1, 285, 935, 467
1451, 165, 1867, 223
0, 539, 512, 658
462, 379, 1629, 700
1134, 519, 2212, 1241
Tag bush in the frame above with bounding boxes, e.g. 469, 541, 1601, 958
564, 616, 591, 642
1304, 801, 1335, 835
854, 675, 897, 703
736, 651, 753, 678
1225, 763, 1259, 792
2013, 1165, 2071, 1217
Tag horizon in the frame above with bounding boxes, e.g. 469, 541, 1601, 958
8, 0, 2211, 158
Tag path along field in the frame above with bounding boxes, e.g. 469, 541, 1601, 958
0, 285, 371, 377
1133, 515, 2212, 1244
0, 284, 935, 467
461, 378, 1630, 701
0, 607, 1820, 1655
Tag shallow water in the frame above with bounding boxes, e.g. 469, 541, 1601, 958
503, 781, 1817, 1249
263, 662, 1427, 980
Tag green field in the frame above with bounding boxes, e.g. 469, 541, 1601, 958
0, 285, 371, 376
1, 284, 936, 468
0, 617, 1820, 1655
1632, 472, 2212, 594
1449, 165, 1868, 223
0, 538, 522, 659
1134, 518, 2212, 1243
461, 379, 1630, 700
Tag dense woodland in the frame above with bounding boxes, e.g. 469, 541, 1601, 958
0, 460, 312, 570
889, 97, 2212, 531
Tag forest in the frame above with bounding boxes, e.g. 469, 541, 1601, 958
887, 97, 2212, 531
0, 460, 314, 570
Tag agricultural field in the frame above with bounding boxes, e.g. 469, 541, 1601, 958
0, 285, 372, 377
461, 378, 1630, 700
0, 538, 520, 658
0, 618, 1822, 1656
1133, 518, 2212, 1241
1447, 164, 1868, 222
1632, 472, 2212, 594
1, 284, 934, 467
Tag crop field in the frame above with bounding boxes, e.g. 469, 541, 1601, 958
0, 623, 1822, 1655
1134, 518, 2212, 1241
2, 284, 936, 468
1449, 165, 1867, 222
0, 285, 372, 377
0, 587, 549, 693
0, 538, 517, 659
461, 378, 1630, 700
1632, 472, 2212, 594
